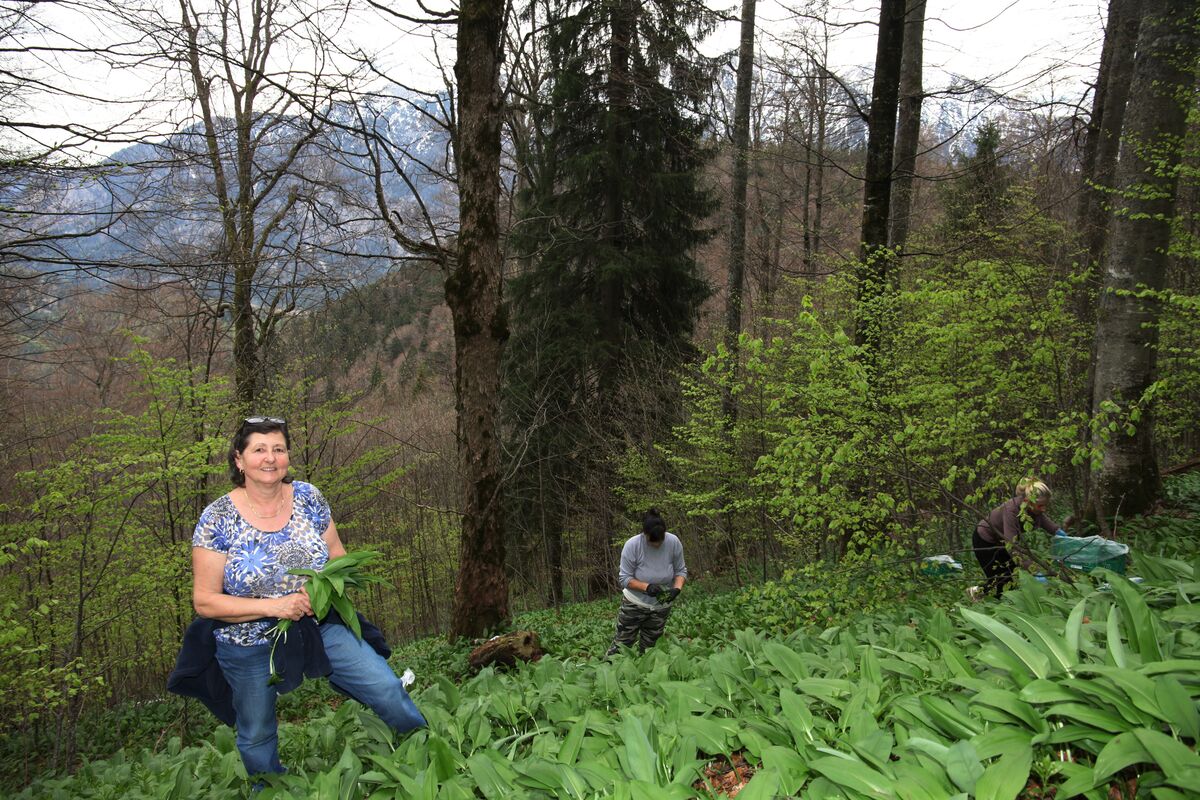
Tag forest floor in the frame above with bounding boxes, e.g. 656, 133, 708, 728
10, 474, 1200, 799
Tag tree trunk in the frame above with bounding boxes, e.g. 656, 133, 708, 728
601, 0, 632, 355
845, 0, 905, 555
1077, 0, 1143, 274
888, 0, 925, 252
1077, 0, 1142, 512
232, 263, 258, 404
179, 0, 261, 406
587, 505, 616, 599
537, 461, 565, 606
801, 87, 814, 273
724, 0, 756, 349
448, 0, 510, 640
176, 0, 318, 405
719, 0, 756, 566
854, 0, 906, 361
1090, 0, 1198, 520
811, 62, 827, 273
545, 518, 563, 605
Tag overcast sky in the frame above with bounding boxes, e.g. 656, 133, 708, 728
764, 0, 1102, 76
15, 0, 1104, 157
369, 0, 1104, 95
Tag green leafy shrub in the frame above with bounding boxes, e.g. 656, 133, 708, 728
635, 260, 1096, 573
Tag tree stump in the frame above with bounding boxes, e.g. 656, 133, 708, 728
467, 630, 544, 672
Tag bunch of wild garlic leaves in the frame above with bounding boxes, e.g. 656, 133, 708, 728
267, 550, 386, 684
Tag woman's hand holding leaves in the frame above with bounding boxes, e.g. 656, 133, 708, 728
266, 551, 386, 684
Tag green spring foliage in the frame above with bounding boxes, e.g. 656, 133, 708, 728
632, 254, 1200, 563
0, 350, 416, 781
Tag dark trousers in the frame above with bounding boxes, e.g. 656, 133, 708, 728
973, 529, 1015, 598
606, 599, 672, 655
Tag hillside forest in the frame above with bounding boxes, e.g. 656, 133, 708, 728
2, 0, 1200, 797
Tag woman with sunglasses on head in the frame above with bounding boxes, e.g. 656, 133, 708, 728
172, 416, 425, 781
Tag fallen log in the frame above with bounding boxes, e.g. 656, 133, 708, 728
1161, 456, 1200, 477
467, 630, 544, 672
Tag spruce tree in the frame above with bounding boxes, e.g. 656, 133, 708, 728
504, 0, 718, 600
938, 121, 1014, 254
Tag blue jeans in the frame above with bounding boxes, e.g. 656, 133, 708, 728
215, 624, 426, 778
320, 623, 427, 733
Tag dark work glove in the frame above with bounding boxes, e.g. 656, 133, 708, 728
665, 587, 681, 603
643, 583, 664, 597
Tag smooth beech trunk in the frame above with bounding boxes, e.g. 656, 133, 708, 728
1090, 0, 1198, 519
854, 0, 906, 362
1077, 0, 1143, 275
888, 0, 925, 253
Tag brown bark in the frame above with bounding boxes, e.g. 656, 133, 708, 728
1090, 0, 1198, 519
448, 0, 510, 640
718, 0, 756, 569
888, 0, 925, 252
467, 630, 544, 672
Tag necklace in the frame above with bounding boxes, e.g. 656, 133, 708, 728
245, 489, 287, 518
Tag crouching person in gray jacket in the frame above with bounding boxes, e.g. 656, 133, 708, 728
606, 508, 687, 655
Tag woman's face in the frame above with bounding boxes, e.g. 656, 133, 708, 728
235, 431, 290, 487
1028, 498, 1048, 514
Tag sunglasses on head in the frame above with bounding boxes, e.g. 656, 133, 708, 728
243, 416, 287, 426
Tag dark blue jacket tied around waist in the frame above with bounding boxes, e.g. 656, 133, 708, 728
166, 614, 391, 726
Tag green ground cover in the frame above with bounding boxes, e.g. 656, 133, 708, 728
15, 478, 1200, 799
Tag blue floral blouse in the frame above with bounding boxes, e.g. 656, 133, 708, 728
192, 481, 332, 647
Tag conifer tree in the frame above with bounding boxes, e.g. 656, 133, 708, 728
504, 0, 718, 599
939, 121, 1013, 247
